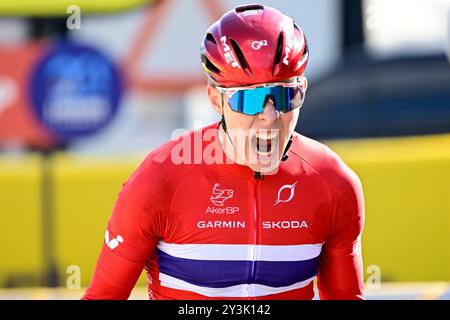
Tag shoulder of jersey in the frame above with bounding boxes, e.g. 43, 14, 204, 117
138, 127, 205, 172
289, 132, 362, 195
129, 123, 218, 184
116, 125, 215, 204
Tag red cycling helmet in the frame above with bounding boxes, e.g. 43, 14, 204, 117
200, 4, 309, 87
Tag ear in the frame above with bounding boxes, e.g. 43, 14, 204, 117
301, 76, 308, 92
207, 85, 223, 115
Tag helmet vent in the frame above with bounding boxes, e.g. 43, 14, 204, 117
206, 33, 217, 44
274, 32, 284, 65
303, 42, 309, 58
201, 55, 220, 74
229, 38, 249, 69
298, 42, 309, 67
235, 4, 264, 13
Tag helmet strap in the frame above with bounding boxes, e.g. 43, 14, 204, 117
281, 135, 293, 161
220, 114, 227, 132
219, 94, 235, 149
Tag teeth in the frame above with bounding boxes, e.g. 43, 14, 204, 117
252, 132, 279, 155
255, 130, 278, 139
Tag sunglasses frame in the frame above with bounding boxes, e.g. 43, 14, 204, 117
215, 76, 308, 115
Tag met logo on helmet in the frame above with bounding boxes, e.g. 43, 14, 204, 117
220, 36, 241, 69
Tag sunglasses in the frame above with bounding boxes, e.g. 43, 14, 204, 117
216, 78, 307, 116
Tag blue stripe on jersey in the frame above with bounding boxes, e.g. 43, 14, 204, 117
156, 249, 320, 288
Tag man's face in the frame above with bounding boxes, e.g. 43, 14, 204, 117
208, 83, 303, 174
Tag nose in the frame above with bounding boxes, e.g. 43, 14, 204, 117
257, 97, 279, 123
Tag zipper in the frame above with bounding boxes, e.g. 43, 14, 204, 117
247, 172, 262, 297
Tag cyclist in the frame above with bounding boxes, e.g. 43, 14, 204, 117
83, 4, 365, 300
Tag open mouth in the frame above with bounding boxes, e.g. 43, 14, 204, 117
250, 130, 279, 155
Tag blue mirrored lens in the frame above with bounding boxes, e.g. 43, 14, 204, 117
227, 86, 301, 116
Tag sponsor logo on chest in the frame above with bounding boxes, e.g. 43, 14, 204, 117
198, 182, 309, 230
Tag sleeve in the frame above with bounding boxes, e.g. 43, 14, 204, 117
317, 163, 365, 300
82, 157, 166, 300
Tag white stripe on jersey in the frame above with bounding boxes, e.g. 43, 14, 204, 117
159, 272, 316, 297
157, 241, 323, 262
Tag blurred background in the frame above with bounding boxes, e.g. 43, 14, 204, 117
0, 0, 449, 300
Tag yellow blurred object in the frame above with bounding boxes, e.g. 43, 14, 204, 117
326, 133, 450, 282
0, 133, 449, 288
0, 0, 152, 16
51, 154, 148, 287
0, 155, 43, 286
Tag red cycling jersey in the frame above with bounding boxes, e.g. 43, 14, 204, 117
82, 122, 365, 300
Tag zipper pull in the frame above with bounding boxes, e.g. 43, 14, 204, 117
253, 171, 264, 180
